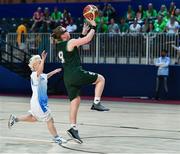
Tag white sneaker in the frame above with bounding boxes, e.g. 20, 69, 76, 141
8, 114, 17, 129
53, 136, 67, 144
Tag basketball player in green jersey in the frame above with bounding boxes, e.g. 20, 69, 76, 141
51, 20, 109, 143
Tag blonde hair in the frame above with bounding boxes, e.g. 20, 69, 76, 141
28, 55, 41, 71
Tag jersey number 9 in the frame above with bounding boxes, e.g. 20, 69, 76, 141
58, 51, 65, 63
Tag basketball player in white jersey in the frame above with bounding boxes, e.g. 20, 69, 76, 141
8, 51, 66, 144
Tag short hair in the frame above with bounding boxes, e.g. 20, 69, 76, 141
161, 49, 168, 53
28, 55, 41, 71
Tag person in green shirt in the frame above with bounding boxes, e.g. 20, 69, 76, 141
175, 8, 180, 23
144, 3, 157, 19
118, 17, 129, 33
51, 20, 109, 144
126, 5, 135, 22
51, 6, 62, 27
158, 5, 168, 17
154, 15, 167, 32
95, 12, 109, 33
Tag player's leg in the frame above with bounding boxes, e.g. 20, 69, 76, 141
163, 76, 168, 99
8, 114, 37, 129
91, 74, 109, 111
67, 96, 83, 144
47, 117, 67, 144
155, 76, 161, 100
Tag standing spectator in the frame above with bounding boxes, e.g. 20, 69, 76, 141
118, 17, 129, 33
66, 18, 77, 33
144, 3, 157, 20
154, 15, 167, 32
108, 18, 119, 34
129, 18, 141, 33
51, 6, 63, 28
158, 5, 168, 17
31, 7, 44, 32
155, 49, 170, 100
166, 16, 179, 34
103, 3, 116, 20
169, 2, 176, 16
136, 5, 145, 24
125, 5, 135, 22
172, 44, 180, 64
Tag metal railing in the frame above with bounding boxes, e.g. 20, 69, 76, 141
6, 33, 180, 64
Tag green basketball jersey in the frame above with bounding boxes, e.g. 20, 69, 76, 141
56, 41, 81, 71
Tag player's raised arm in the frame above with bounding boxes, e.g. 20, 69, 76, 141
67, 20, 96, 51
36, 50, 47, 77
47, 68, 62, 79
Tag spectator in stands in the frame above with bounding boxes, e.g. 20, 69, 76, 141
141, 19, 149, 33
31, 7, 44, 32
126, 5, 135, 22
96, 12, 108, 33
103, 3, 116, 20
147, 22, 155, 33
155, 49, 170, 100
166, 15, 179, 34
61, 9, 71, 28
42, 7, 51, 32
129, 18, 141, 33
144, 3, 157, 20
158, 5, 168, 17
108, 18, 119, 34
169, 2, 176, 16
175, 8, 180, 23
171, 43, 180, 64
118, 17, 129, 33
136, 5, 145, 24
16, 21, 27, 50
154, 15, 166, 32
51, 6, 63, 28
66, 18, 77, 33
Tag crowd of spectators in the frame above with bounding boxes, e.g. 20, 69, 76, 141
18, 2, 179, 34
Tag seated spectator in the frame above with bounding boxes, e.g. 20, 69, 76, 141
158, 4, 168, 17
144, 3, 157, 20
66, 18, 77, 33
118, 17, 129, 33
51, 6, 63, 28
154, 15, 167, 32
43, 7, 51, 30
61, 9, 71, 28
141, 19, 149, 32
96, 12, 108, 33
155, 49, 170, 100
126, 5, 135, 22
175, 8, 180, 23
103, 3, 116, 20
129, 18, 141, 33
31, 7, 44, 32
166, 15, 179, 34
169, 2, 176, 16
108, 18, 119, 34
136, 5, 145, 24
147, 22, 155, 33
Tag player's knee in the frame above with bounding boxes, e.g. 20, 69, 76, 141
98, 74, 105, 84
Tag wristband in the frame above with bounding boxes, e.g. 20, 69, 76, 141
91, 26, 96, 31
80, 34, 86, 38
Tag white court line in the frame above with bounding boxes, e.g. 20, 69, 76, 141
0, 136, 52, 144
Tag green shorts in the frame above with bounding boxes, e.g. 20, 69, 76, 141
64, 67, 98, 101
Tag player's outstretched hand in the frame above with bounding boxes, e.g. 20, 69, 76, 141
82, 23, 90, 35
54, 68, 62, 73
41, 50, 47, 60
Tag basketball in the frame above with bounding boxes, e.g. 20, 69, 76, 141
83, 4, 98, 21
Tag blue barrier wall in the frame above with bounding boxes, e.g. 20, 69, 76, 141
0, 0, 179, 18
0, 64, 180, 99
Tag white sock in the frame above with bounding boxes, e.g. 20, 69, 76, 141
70, 124, 78, 130
94, 97, 100, 104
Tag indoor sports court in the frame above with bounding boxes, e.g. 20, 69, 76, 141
0, 96, 180, 153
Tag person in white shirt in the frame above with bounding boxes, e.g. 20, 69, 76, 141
166, 16, 179, 34
172, 44, 180, 64
8, 51, 67, 144
129, 18, 141, 33
66, 18, 77, 33
155, 49, 170, 100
